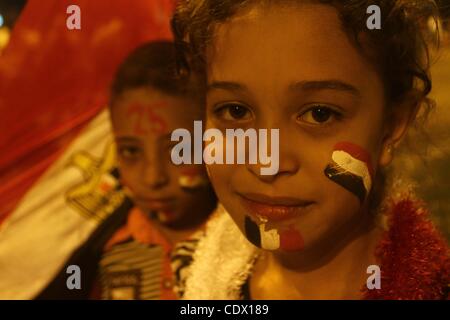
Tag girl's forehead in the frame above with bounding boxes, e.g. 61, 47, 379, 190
210, 3, 342, 43
207, 4, 377, 94
209, 4, 343, 67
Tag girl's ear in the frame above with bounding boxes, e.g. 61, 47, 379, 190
378, 92, 421, 167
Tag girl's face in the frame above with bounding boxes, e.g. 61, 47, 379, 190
111, 87, 212, 228
205, 4, 397, 253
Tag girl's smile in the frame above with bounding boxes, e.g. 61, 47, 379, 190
238, 193, 315, 223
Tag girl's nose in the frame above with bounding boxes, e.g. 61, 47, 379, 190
246, 131, 300, 183
247, 155, 299, 183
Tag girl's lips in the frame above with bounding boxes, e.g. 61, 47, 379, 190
238, 193, 314, 222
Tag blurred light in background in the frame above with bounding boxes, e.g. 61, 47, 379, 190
0, 1, 27, 28
0, 26, 10, 50
0, 1, 27, 52
0, 12, 9, 51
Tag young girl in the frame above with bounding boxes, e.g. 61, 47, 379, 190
93, 41, 216, 299
172, 0, 449, 299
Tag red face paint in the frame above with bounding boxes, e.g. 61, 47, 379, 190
280, 226, 304, 251
126, 103, 147, 135
146, 101, 168, 134
126, 101, 168, 135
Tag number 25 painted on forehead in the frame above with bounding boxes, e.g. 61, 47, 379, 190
126, 102, 168, 135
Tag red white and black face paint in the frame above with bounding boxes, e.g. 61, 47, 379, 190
324, 142, 374, 203
244, 216, 304, 251
279, 226, 304, 251
178, 168, 209, 190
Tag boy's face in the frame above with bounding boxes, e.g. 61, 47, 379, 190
111, 87, 210, 227
205, 4, 392, 253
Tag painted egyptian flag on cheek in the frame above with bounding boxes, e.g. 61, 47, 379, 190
324, 142, 374, 203
244, 217, 304, 251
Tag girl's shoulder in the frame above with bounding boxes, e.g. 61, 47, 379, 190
171, 228, 205, 298
181, 204, 260, 299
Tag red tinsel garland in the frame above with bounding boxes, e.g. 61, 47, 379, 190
362, 198, 450, 299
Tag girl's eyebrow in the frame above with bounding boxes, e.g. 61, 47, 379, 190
289, 80, 361, 97
208, 80, 360, 97
207, 81, 247, 93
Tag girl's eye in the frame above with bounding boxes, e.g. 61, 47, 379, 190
118, 146, 142, 161
214, 103, 252, 121
298, 105, 341, 125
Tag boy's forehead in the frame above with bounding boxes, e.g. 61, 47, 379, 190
111, 88, 203, 135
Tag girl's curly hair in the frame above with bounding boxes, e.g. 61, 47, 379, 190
172, 0, 440, 118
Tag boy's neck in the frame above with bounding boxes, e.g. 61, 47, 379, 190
156, 218, 206, 245
152, 195, 216, 245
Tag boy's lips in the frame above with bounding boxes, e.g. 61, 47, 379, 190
238, 193, 314, 222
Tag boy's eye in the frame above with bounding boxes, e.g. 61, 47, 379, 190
298, 105, 341, 125
118, 146, 142, 160
214, 103, 252, 121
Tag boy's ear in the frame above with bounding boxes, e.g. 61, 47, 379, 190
378, 92, 421, 167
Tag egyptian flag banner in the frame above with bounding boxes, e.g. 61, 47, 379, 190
0, 0, 174, 299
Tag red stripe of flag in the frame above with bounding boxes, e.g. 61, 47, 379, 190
0, 0, 175, 223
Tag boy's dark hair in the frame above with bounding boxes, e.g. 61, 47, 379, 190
110, 40, 202, 106
171, 0, 440, 119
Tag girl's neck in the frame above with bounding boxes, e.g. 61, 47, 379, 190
251, 209, 383, 299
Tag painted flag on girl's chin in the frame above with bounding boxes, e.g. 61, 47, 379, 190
0, 0, 175, 299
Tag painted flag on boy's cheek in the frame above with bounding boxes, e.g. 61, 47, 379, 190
0, 0, 175, 299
